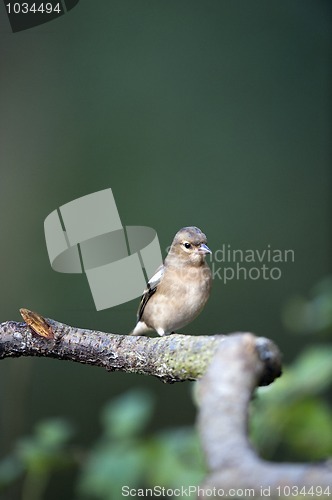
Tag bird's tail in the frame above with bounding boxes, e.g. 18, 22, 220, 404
130, 321, 150, 336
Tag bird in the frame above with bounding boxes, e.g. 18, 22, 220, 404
130, 226, 212, 336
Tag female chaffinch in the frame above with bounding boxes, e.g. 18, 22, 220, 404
131, 226, 212, 336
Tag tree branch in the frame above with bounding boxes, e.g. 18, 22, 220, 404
0, 315, 281, 385
196, 333, 332, 499
2, 313, 330, 496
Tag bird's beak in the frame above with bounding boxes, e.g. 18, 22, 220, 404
198, 243, 212, 255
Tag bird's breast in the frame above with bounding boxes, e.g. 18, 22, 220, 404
148, 264, 211, 332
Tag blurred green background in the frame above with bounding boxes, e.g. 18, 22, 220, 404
0, 1, 331, 498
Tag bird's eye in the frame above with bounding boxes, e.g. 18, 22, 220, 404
184, 242, 191, 249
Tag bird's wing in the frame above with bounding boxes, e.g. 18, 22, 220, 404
137, 265, 164, 321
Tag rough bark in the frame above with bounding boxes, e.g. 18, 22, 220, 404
0, 315, 279, 384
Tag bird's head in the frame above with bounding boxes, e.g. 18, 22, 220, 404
168, 226, 212, 266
